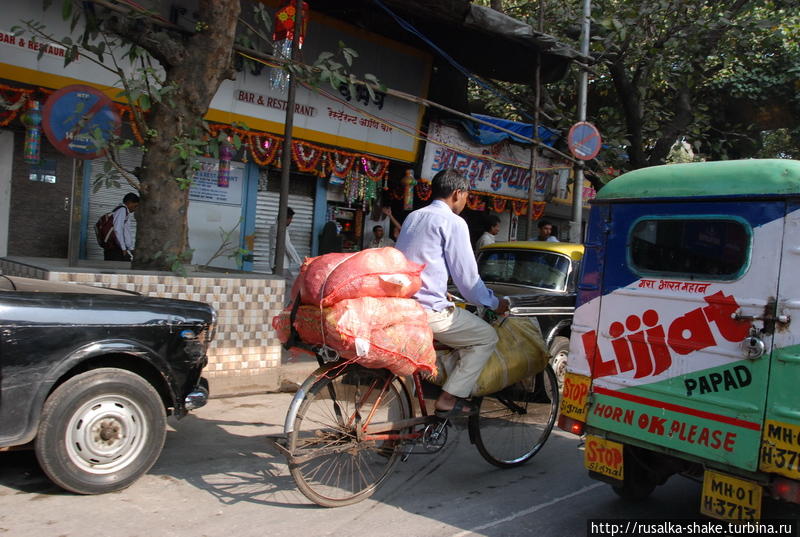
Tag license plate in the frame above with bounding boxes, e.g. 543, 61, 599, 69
760, 419, 800, 479
584, 435, 624, 480
700, 469, 762, 521
560, 372, 591, 421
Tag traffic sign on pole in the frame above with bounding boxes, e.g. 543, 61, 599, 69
567, 121, 602, 161
42, 85, 120, 160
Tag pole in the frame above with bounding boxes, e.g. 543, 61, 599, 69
67, 159, 82, 266
274, 2, 303, 276
527, 0, 546, 239
571, 0, 591, 243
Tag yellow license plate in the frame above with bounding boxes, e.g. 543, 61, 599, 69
760, 420, 800, 479
700, 469, 762, 521
560, 372, 591, 421
584, 435, 624, 480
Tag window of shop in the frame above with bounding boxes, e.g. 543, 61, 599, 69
629, 217, 751, 279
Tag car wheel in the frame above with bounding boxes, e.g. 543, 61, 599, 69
35, 368, 166, 494
549, 336, 570, 392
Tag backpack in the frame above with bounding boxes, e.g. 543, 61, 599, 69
95, 206, 123, 249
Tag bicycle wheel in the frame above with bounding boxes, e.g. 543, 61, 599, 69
469, 364, 559, 468
287, 364, 411, 507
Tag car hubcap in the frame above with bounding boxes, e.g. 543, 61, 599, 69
66, 395, 148, 474
552, 351, 568, 391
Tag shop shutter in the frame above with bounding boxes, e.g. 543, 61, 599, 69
252, 191, 314, 273
86, 148, 142, 260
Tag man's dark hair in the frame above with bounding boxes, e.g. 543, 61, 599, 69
123, 193, 140, 204
431, 169, 469, 200
483, 214, 500, 231
373, 224, 384, 233
287, 207, 295, 218
537, 219, 553, 229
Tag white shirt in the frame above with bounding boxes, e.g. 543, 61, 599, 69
283, 228, 303, 268
396, 200, 498, 312
475, 232, 495, 251
112, 205, 134, 251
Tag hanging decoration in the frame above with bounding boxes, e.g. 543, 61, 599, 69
291, 140, 324, 173
269, 0, 309, 92
217, 141, 234, 187
491, 198, 508, 213
466, 193, 486, 211
250, 134, 280, 166
0, 85, 33, 127
400, 169, 416, 210
414, 179, 431, 202
20, 99, 42, 164
512, 199, 528, 216
361, 156, 389, 182
530, 201, 546, 220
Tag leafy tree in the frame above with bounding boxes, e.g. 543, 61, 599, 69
470, 0, 800, 176
15, 0, 369, 270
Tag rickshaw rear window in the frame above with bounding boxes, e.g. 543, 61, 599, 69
630, 218, 750, 279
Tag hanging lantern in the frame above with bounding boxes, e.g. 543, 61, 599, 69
401, 168, 415, 210
269, 0, 309, 92
20, 100, 42, 165
218, 141, 234, 187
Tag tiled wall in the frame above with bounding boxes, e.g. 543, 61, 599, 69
0, 259, 286, 395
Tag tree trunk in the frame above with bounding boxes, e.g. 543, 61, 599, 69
490, 0, 504, 13
131, 0, 241, 270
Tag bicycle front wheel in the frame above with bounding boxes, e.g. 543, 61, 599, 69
287, 364, 411, 507
469, 364, 559, 468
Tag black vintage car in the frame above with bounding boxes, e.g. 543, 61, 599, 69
0, 275, 215, 494
453, 240, 584, 387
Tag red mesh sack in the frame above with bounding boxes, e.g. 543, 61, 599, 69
271, 297, 436, 377
297, 248, 423, 307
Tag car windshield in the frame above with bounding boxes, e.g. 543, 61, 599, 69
478, 249, 571, 290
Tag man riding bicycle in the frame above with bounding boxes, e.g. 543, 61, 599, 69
396, 169, 509, 417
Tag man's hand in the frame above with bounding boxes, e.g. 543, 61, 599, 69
494, 297, 510, 316
381, 206, 392, 217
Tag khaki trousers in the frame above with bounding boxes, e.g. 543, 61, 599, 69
426, 306, 498, 398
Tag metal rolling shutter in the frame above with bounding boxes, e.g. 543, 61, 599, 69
252, 191, 314, 273
86, 149, 142, 260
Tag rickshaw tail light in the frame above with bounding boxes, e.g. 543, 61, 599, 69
771, 478, 800, 504
558, 414, 584, 436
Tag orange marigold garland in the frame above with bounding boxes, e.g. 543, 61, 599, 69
0, 86, 32, 127
250, 134, 280, 166
466, 193, 486, 211
512, 199, 528, 216
491, 198, 508, 213
415, 179, 431, 201
530, 201, 546, 220
328, 151, 356, 178
361, 156, 389, 182
291, 140, 324, 173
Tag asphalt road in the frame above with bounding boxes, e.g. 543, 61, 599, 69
2, 393, 798, 537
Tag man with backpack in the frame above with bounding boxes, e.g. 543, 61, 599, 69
100, 193, 139, 261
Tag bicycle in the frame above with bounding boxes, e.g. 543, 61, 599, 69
269, 326, 559, 508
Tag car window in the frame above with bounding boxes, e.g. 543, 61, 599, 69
629, 217, 750, 279
478, 249, 571, 290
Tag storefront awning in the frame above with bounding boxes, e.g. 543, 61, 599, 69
459, 114, 561, 147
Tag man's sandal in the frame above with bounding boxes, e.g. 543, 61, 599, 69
434, 398, 479, 419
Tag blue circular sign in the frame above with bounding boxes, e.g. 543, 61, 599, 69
567, 122, 602, 161
42, 85, 120, 160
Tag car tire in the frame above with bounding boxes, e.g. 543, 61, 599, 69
35, 368, 166, 495
549, 336, 570, 392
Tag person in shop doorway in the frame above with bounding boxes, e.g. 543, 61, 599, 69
475, 214, 500, 253
104, 193, 139, 261
319, 221, 343, 255
396, 169, 509, 418
537, 219, 559, 242
362, 199, 400, 249
273, 207, 303, 283
367, 225, 394, 248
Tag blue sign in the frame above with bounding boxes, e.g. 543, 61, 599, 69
42, 85, 120, 159
567, 122, 602, 161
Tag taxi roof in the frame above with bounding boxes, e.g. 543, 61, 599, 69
481, 240, 584, 259
596, 159, 800, 201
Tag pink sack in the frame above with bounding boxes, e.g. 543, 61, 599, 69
272, 296, 436, 377
297, 248, 423, 307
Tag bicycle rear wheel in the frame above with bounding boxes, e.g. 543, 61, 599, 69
287, 364, 411, 507
469, 364, 559, 468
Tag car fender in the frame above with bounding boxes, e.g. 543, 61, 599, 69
545, 319, 572, 348
14, 339, 177, 447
